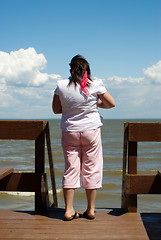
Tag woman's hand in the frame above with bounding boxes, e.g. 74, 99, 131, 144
98, 92, 115, 109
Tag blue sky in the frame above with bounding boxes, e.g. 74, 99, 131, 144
0, 0, 161, 119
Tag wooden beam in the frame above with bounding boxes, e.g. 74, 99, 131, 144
128, 122, 161, 142
45, 122, 58, 207
41, 174, 50, 210
0, 168, 14, 180
35, 130, 45, 212
0, 120, 47, 140
128, 141, 137, 174
122, 122, 161, 212
0, 120, 57, 212
121, 123, 128, 208
0, 172, 41, 191
123, 194, 138, 212
125, 174, 161, 194
126, 141, 137, 212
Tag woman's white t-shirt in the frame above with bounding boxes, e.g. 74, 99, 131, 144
54, 78, 107, 131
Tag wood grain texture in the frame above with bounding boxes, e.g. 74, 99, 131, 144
0, 120, 47, 140
126, 174, 161, 194
0, 209, 150, 240
122, 122, 161, 213
0, 120, 57, 212
0, 168, 14, 180
128, 122, 161, 142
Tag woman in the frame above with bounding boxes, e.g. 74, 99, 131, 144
52, 55, 115, 221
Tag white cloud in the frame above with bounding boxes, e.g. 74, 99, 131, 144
96, 61, 161, 119
100, 60, 161, 87
0, 48, 161, 119
143, 60, 161, 84
0, 47, 61, 87
0, 92, 20, 108
13, 88, 42, 99
105, 76, 144, 87
0, 47, 63, 118
0, 77, 6, 91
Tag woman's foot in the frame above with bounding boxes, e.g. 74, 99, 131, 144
83, 210, 95, 220
64, 211, 79, 221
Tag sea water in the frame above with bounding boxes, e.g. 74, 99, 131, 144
0, 119, 161, 212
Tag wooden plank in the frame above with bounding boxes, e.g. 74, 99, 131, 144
126, 174, 161, 194
35, 130, 46, 212
0, 120, 47, 140
0, 168, 14, 180
40, 174, 50, 210
45, 122, 58, 207
0, 120, 55, 212
126, 141, 137, 212
122, 122, 161, 213
35, 131, 45, 174
128, 141, 137, 174
0, 210, 149, 239
121, 123, 128, 208
0, 172, 41, 191
128, 122, 161, 142
0, 172, 50, 211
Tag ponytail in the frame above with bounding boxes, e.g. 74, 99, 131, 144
68, 55, 92, 87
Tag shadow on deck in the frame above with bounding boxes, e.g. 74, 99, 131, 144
0, 208, 159, 240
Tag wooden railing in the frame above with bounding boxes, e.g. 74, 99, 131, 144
0, 120, 57, 212
121, 122, 161, 212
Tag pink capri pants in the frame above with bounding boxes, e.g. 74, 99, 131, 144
61, 127, 103, 189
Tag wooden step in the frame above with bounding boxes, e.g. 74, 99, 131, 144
0, 168, 14, 180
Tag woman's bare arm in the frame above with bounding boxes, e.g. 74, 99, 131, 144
97, 92, 115, 109
52, 94, 62, 114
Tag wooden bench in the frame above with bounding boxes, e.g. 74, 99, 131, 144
0, 120, 57, 212
0, 168, 14, 180
121, 122, 161, 212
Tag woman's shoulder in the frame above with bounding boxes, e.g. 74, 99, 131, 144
57, 78, 70, 87
90, 78, 106, 88
89, 78, 107, 95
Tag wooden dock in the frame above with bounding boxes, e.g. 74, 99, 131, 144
0, 121, 161, 239
0, 208, 161, 239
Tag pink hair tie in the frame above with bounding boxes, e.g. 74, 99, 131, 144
81, 70, 89, 96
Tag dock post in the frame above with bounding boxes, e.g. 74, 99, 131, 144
122, 122, 161, 212
35, 127, 46, 212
